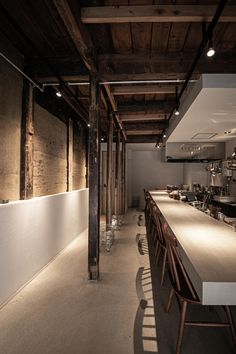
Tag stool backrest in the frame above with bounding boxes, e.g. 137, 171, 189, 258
163, 226, 198, 300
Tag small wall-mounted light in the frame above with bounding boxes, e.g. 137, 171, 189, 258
101, 137, 105, 142
56, 91, 62, 97
87, 123, 91, 127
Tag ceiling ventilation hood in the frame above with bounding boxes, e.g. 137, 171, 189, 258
165, 142, 225, 162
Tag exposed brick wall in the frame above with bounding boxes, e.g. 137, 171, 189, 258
33, 103, 67, 196
0, 57, 23, 201
73, 122, 87, 190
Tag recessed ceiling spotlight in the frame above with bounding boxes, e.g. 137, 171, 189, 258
56, 91, 62, 97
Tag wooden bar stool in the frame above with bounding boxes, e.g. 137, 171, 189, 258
154, 212, 168, 286
163, 227, 236, 354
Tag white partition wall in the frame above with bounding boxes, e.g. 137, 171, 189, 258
0, 188, 88, 306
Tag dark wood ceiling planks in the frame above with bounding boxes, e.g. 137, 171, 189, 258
0, 0, 236, 142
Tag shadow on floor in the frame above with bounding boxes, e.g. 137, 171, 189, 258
133, 265, 158, 354
136, 234, 149, 255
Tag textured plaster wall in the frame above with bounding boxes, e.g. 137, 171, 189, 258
127, 147, 183, 208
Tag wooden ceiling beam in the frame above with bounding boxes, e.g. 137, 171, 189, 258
81, 5, 236, 24
104, 84, 127, 140
118, 100, 175, 113
99, 52, 236, 77
126, 130, 162, 136
53, 0, 96, 72
123, 122, 165, 130
127, 135, 159, 143
120, 113, 165, 121
112, 85, 176, 95
99, 52, 193, 63
52, 87, 88, 124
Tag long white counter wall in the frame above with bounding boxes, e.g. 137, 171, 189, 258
0, 188, 88, 306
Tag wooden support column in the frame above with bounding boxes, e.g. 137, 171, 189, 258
85, 130, 89, 188
121, 138, 126, 214
20, 81, 34, 200
115, 129, 121, 215
106, 110, 113, 229
88, 73, 100, 280
67, 118, 73, 192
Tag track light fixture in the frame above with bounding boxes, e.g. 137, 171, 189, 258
207, 35, 215, 57
232, 147, 236, 158
56, 91, 62, 97
174, 107, 180, 116
174, 86, 180, 115
155, 139, 162, 149
56, 82, 63, 97
163, 114, 167, 138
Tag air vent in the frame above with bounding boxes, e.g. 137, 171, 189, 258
191, 133, 217, 140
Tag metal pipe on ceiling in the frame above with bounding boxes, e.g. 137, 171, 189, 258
0, 52, 44, 92
42, 79, 197, 87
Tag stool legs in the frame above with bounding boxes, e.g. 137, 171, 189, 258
176, 300, 187, 354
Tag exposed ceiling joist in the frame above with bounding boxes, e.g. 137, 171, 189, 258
104, 84, 127, 140
53, 0, 96, 72
53, 87, 88, 123
127, 136, 158, 143
112, 85, 176, 95
126, 130, 162, 135
81, 5, 236, 24
120, 113, 165, 121
99, 52, 236, 77
123, 122, 165, 130
118, 100, 175, 112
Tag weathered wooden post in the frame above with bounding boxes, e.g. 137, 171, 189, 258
88, 73, 100, 280
115, 128, 121, 216
121, 137, 126, 214
20, 81, 34, 200
106, 110, 113, 230
67, 118, 73, 192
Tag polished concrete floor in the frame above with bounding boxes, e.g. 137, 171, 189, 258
0, 210, 235, 354
0, 210, 157, 354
